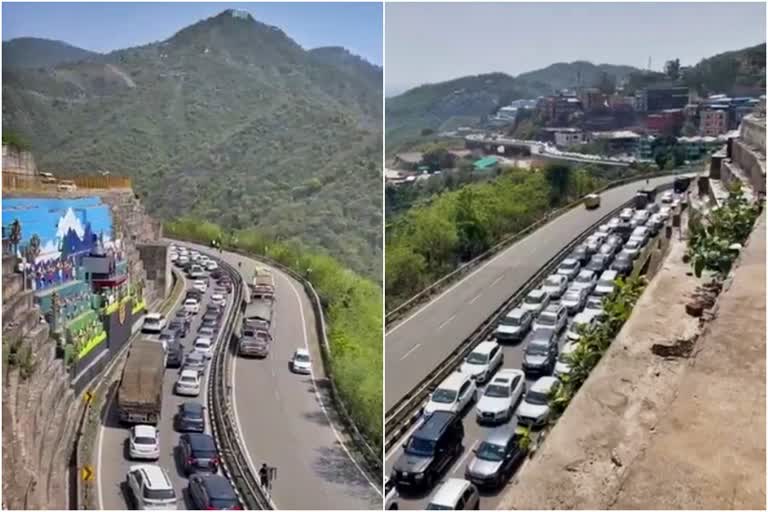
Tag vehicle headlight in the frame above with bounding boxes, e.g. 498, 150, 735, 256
413, 473, 424, 480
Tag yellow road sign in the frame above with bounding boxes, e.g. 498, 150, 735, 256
84, 391, 94, 404
81, 465, 94, 482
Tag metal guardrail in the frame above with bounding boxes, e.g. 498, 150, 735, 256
207, 256, 273, 510
384, 179, 680, 452
2, 171, 132, 191
385, 168, 693, 326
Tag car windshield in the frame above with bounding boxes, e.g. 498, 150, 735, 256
500, 315, 520, 326
586, 298, 602, 309
526, 390, 549, 405
628, 241, 640, 248
431, 388, 457, 403
544, 277, 561, 287
575, 274, 592, 283
476, 441, 506, 462
561, 260, 577, 269
143, 488, 175, 501
295, 354, 310, 363
526, 343, 549, 356
598, 279, 614, 287
484, 384, 509, 398
405, 437, 435, 456
466, 352, 488, 364
525, 294, 542, 304
181, 376, 196, 383
134, 436, 156, 445
184, 407, 203, 419
537, 313, 556, 325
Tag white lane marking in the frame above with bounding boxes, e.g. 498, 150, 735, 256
400, 343, 421, 361
453, 440, 479, 475
469, 292, 483, 304
438, 314, 456, 330
274, 389, 281, 401
490, 274, 505, 287
281, 273, 383, 496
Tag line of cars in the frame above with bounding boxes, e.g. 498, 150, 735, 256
388, 189, 681, 510
119, 245, 241, 510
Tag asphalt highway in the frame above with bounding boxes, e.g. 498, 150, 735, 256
385, 175, 679, 409
386, 189, 676, 510
97, 259, 234, 509
184, 242, 381, 510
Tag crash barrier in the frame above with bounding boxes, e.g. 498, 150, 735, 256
385, 167, 697, 326
2, 172, 131, 192
207, 257, 274, 510
384, 180, 680, 452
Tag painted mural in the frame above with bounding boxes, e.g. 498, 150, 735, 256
2, 196, 141, 377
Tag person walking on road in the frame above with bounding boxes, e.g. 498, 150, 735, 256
259, 463, 270, 493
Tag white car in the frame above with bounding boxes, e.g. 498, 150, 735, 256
556, 258, 581, 280
570, 269, 598, 294
125, 464, 177, 510
517, 376, 560, 427
541, 274, 568, 299
206, 260, 218, 271
175, 370, 201, 396
560, 286, 588, 315
622, 239, 643, 259
661, 190, 674, 203
188, 265, 206, 279
183, 298, 200, 314
567, 311, 599, 341
520, 289, 550, 315
596, 223, 613, 236
193, 279, 208, 293
494, 308, 534, 343
619, 207, 635, 221
594, 270, 619, 296
460, 340, 503, 383
554, 340, 580, 378
128, 425, 160, 461
193, 337, 213, 359
210, 293, 226, 307
583, 295, 606, 320
475, 369, 525, 424
428, 479, 479, 510
631, 226, 651, 244
142, 313, 166, 334
658, 206, 672, 221
423, 371, 477, 417
532, 304, 568, 332
176, 255, 189, 267
169, 252, 178, 263
291, 348, 312, 374
631, 210, 650, 226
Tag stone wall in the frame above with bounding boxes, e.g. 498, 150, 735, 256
742, 115, 766, 155
137, 243, 171, 299
2, 145, 37, 176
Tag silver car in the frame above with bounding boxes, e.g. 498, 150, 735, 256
465, 427, 526, 489
556, 258, 580, 280
520, 289, 550, 315
541, 274, 568, 299
517, 376, 560, 427
560, 287, 588, 314
475, 369, 525, 424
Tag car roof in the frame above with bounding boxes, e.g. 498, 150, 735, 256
438, 371, 470, 391
528, 288, 546, 298
541, 304, 562, 314
295, 348, 309, 356
483, 424, 517, 445
600, 270, 618, 279
577, 269, 595, 278
430, 479, 472, 507
414, 410, 457, 441
492, 369, 524, 383
133, 425, 156, 437
531, 376, 559, 393
130, 464, 172, 490
561, 257, 578, 265
146, 313, 162, 320
505, 308, 527, 319
197, 474, 236, 499
180, 369, 199, 378
181, 401, 203, 413
470, 340, 497, 354
185, 433, 216, 449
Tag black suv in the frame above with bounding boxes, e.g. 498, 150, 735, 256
176, 402, 205, 433
391, 411, 463, 491
522, 328, 558, 376
166, 340, 184, 368
178, 433, 220, 475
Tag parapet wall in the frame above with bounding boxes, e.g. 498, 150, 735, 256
2, 145, 37, 176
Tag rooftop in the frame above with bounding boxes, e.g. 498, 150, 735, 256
592, 130, 641, 140
473, 156, 499, 170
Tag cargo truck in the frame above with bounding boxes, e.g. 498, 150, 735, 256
117, 340, 166, 425
250, 269, 275, 301
238, 300, 273, 357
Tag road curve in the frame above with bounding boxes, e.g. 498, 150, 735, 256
386, 175, 679, 408
183, 242, 381, 510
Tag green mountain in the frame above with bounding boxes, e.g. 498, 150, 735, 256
2, 37, 99, 69
386, 62, 638, 153
683, 43, 766, 96
3, 10, 382, 278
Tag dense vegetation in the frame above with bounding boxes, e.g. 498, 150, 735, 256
386, 165, 604, 309
683, 43, 766, 96
2, 37, 99, 69
550, 276, 646, 418
687, 183, 763, 278
2, 10, 382, 279
164, 217, 383, 447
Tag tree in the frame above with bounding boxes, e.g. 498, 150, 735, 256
544, 164, 572, 206
421, 146, 455, 171
454, 188, 492, 259
665, 58, 681, 80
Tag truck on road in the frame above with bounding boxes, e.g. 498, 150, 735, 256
238, 300, 273, 357
117, 340, 166, 425
250, 269, 275, 301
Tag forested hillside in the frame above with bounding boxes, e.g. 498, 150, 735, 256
2, 10, 382, 278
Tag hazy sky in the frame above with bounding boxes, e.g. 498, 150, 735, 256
386, 2, 766, 95
2, 2, 383, 65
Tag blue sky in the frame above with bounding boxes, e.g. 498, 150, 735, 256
2, 2, 382, 65
386, 2, 766, 95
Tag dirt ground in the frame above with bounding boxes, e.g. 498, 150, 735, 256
499, 213, 766, 510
